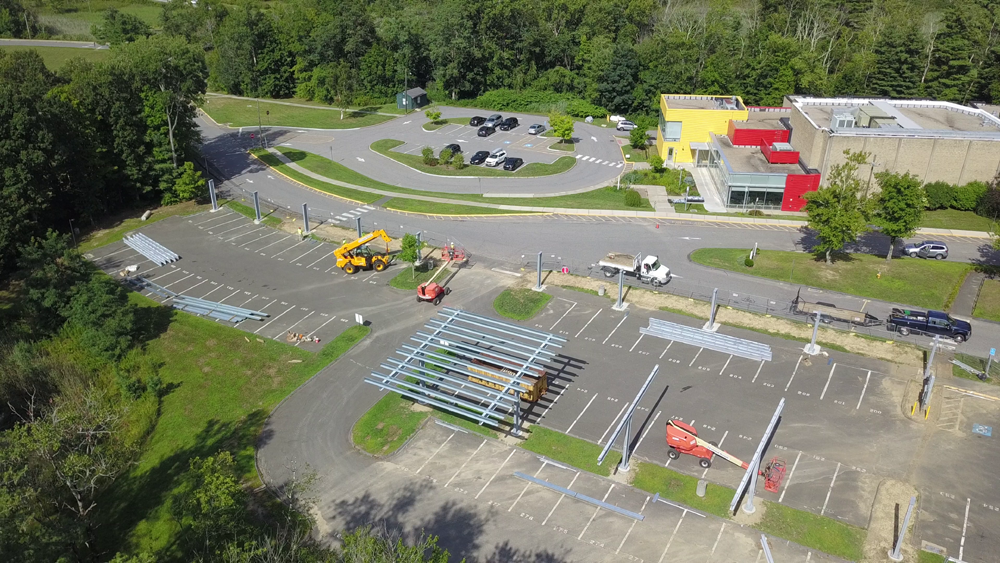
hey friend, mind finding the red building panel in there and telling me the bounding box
[782,174,821,211]
[727,120,790,147]
[760,141,800,164]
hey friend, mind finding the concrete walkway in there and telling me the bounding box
[686,164,728,212]
[950,271,987,316]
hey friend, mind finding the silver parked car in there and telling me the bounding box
[528,123,546,135]
[903,240,949,259]
[483,114,503,128]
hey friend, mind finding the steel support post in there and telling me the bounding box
[760,534,774,563]
[921,337,939,410]
[924,336,939,379]
[355,217,362,238]
[613,270,625,310]
[986,351,994,379]
[208,179,219,212]
[301,203,310,235]
[534,252,543,291]
[252,191,262,224]
[888,496,916,561]
[731,398,784,515]
[743,456,762,514]
[513,400,521,437]
[598,365,658,470]
[618,416,633,471]
[415,232,422,265]
[803,311,822,355]
[703,288,720,332]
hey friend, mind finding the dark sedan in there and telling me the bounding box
[443,143,462,155]
[477,126,496,137]
[498,117,519,131]
[502,157,524,171]
[469,150,490,165]
[469,116,486,126]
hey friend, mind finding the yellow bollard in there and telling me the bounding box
[925,406,930,420]
[911,401,917,415]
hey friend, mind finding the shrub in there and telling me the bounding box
[439,148,453,165]
[452,153,465,170]
[629,127,647,151]
[424,109,442,122]
[648,154,665,173]
[624,189,642,207]
[747,209,764,216]
[923,181,953,210]
[978,186,1000,219]
[565,99,607,118]
[421,147,435,165]
[953,181,988,211]
[745,257,754,267]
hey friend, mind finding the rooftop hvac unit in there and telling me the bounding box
[833,112,856,129]
[718,97,739,110]
[771,142,794,152]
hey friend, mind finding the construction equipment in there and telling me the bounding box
[665,420,786,492]
[464,353,548,402]
[417,257,453,306]
[334,229,393,274]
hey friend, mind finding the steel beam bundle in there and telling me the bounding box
[123,233,180,266]
[641,317,772,362]
[171,296,269,323]
[366,308,566,435]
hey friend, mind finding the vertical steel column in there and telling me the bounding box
[760,535,774,563]
[924,336,939,379]
[803,311,822,355]
[731,398,784,515]
[356,217,362,238]
[618,416,633,471]
[535,252,543,290]
[922,337,939,410]
[614,270,625,310]
[301,203,310,235]
[743,456,762,514]
[252,191,262,224]
[888,496,916,561]
[208,179,219,212]
[513,400,521,436]
[704,288,720,332]
[415,232,422,264]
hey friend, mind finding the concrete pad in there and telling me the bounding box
[706,523,761,562]
[777,455,841,515]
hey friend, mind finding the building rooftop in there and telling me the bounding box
[788,96,1000,137]
[731,112,787,130]
[663,94,745,111]
[713,134,802,175]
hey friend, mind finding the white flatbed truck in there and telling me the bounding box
[598,252,671,287]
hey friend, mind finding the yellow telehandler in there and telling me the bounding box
[333,230,393,274]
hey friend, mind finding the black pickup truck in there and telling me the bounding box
[887,308,972,343]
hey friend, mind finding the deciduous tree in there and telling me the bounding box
[804,150,870,264]
[871,171,925,261]
[548,110,574,144]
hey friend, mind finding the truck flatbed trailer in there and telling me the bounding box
[791,289,881,327]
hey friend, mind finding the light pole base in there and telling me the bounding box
[742,502,756,515]
[531,285,546,292]
[253,220,261,225]
[702,322,720,333]
[803,343,821,355]
[612,302,629,312]
[887,549,903,562]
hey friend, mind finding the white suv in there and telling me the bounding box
[484,149,507,167]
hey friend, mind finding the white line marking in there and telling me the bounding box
[509,462,546,512]
[305,315,338,338]
[271,239,308,258]
[416,432,455,474]
[657,512,686,563]
[599,402,630,444]
[566,394,597,434]
[659,341,674,359]
[445,439,487,488]
[476,450,516,499]
[205,216,244,231]
[689,347,703,367]
[193,211,234,225]
[253,305,297,334]
[778,451,802,503]
[960,497,971,560]
[720,354,732,376]
[576,309,602,338]
[306,250,338,268]
[603,315,629,344]
[162,273,194,289]
[785,355,803,391]
[710,523,727,554]
[289,244,323,263]
[253,235,292,253]
[226,226,266,242]
[629,334,644,352]
[542,472,579,526]
[820,363,837,400]
[179,279,209,294]
[215,222,253,236]
[634,411,662,454]
[218,289,242,303]
[820,462,841,515]
[701,430,728,478]
[752,360,765,383]
[237,294,259,308]
[577,484,614,540]
[275,311,315,340]
[240,230,278,248]
[200,284,224,299]
[617,495,649,554]
[549,302,577,330]
[856,370,871,409]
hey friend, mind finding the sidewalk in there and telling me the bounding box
[950,271,986,316]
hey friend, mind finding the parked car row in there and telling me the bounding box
[467,114,551,138]
[466,148,523,170]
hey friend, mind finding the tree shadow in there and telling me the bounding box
[481,540,570,563]
[332,482,431,538]
[972,242,1000,269]
[132,302,174,345]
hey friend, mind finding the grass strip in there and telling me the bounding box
[757,502,866,561]
[919,208,994,232]
[423,117,471,131]
[690,248,970,310]
[549,140,575,151]
[951,352,1000,384]
[974,278,1000,322]
[225,200,282,227]
[201,96,396,129]
[352,392,429,456]
[252,150,381,204]
[519,426,617,477]
[632,462,733,518]
[384,198,531,216]
[0,45,110,69]
[918,551,947,563]
[79,200,211,252]
[494,288,552,320]
[562,285,600,296]
[372,139,577,178]
[389,264,452,290]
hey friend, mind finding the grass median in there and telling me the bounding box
[202,96,396,129]
[103,297,369,555]
[383,198,529,215]
[0,45,110,69]
[520,426,617,477]
[494,288,552,320]
[974,278,1000,322]
[423,117,471,131]
[226,199,282,227]
[690,248,970,310]
[919,209,994,232]
[252,149,382,204]
[372,139,577,178]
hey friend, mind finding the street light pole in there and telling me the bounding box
[68,219,77,247]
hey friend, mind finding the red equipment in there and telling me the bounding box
[442,242,467,263]
[416,282,451,305]
[665,420,786,492]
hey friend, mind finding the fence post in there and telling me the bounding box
[252,191,262,224]
[703,288,720,332]
[208,179,219,212]
[301,203,310,236]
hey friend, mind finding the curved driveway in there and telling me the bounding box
[261,107,626,196]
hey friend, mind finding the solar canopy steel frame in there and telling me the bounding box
[641,317,773,362]
[366,308,566,436]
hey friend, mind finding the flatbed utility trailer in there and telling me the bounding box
[791,289,881,327]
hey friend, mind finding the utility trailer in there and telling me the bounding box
[791,289,881,327]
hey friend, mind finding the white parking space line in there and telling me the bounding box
[549,300,577,330]
[659,341,674,359]
[200,283,223,299]
[856,370,871,409]
[193,211,234,226]
[162,273,194,289]
[820,363,837,400]
[179,279,209,294]
[306,250,338,268]
[566,394,598,434]
[577,484,614,540]
[148,267,182,282]
[237,294,259,307]
[602,315,629,344]
[819,462,841,515]
[476,450,516,499]
[657,512,687,563]
[599,402,630,444]
[785,355,804,391]
[720,355,733,376]
[226,226,266,242]
[272,239,308,258]
[289,244,324,264]
[633,410,662,454]
[710,523,727,555]
[415,432,455,474]
[575,309,602,338]
[778,451,802,503]
[509,462,547,512]
[444,439,487,488]
[218,289,242,303]
[689,348,703,367]
[305,315,338,339]
[241,230,279,248]
[254,305,297,334]
[616,496,650,554]
[960,497,971,560]
[98,246,136,259]
[205,216,244,232]
[542,472,579,526]
[275,311,315,340]
[752,360,765,382]
[629,334,644,352]
[253,235,292,253]
[215,222,253,236]
[536,378,569,421]
[701,430,728,478]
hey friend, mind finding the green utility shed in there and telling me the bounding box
[396,87,429,110]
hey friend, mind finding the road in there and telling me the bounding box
[0,38,108,49]
[199,118,1000,357]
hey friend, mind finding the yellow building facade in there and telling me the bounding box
[656,95,748,164]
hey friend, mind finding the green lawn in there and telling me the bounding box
[493,288,552,320]
[622,146,650,162]
[549,140,575,151]
[757,502,865,562]
[520,426,618,477]
[201,96,396,129]
[225,199,282,227]
[38,1,163,38]
[389,263,452,290]
[634,169,692,195]
[79,199,212,252]
[383,198,530,216]
[265,147,653,211]
[632,463,734,518]
[372,139,577,178]
[920,209,994,232]
[673,204,802,220]
[690,248,970,310]
[100,296,369,556]
[352,392,429,456]
[423,117,470,131]
[919,550,947,563]
[0,45,110,69]
[974,278,1000,322]
[952,352,1000,384]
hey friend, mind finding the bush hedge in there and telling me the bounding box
[624,189,642,207]
[923,179,995,215]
